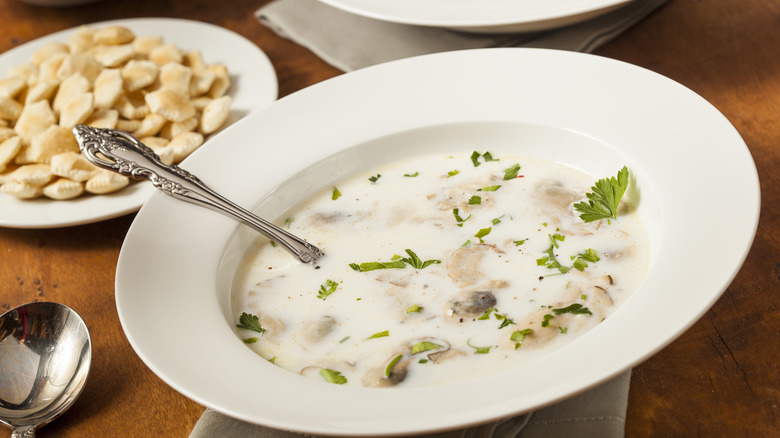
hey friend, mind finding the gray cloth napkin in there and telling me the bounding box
[191,370,631,438]
[190,1,664,436]
[255,0,669,72]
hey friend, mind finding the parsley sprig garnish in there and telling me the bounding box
[573,166,630,222]
[316,279,339,300]
[350,249,440,272]
[236,312,266,334]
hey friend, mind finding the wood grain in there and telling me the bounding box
[0,0,776,436]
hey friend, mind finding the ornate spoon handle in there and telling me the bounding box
[72,125,324,265]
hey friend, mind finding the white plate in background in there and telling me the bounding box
[319,0,634,33]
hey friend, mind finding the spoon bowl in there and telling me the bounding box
[0,302,92,438]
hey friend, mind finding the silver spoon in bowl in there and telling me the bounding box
[71,125,324,265]
[0,302,92,438]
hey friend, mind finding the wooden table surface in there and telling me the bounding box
[0,0,777,436]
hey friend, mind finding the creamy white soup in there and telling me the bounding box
[231,151,649,387]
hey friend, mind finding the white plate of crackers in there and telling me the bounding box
[0,17,278,228]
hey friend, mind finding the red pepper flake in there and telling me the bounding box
[517,175,525,178]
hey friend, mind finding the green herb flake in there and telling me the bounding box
[400,249,441,269]
[541,314,555,328]
[411,341,442,354]
[406,304,423,314]
[331,187,341,200]
[468,195,482,205]
[497,315,516,329]
[573,166,630,223]
[243,337,258,344]
[452,208,471,227]
[474,227,491,242]
[384,354,404,378]
[368,330,390,339]
[316,279,339,300]
[511,328,534,349]
[269,356,276,363]
[471,151,500,167]
[553,303,593,315]
[514,240,526,246]
[236,312,266,334]
[477,308,497,320]
[418,359,429,364]
[503,163,521,180]
[404,172,419,177]
[491,216,503,225]
[349,260,407,272]
[283,218,293,228]
[447,169,460,178]
[478,185,501,192]
[320,369,348,384]
[467,339,492,354]
[368,174,381,183]
[339,336,351,343]
[559,326,569,334]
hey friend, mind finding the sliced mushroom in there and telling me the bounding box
[301,315,336,344]
[446,290,497,318]
[446,243,503,287]
[362,354,411,387]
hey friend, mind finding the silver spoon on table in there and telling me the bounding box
[0,302,92,438]
[71,124,324,265]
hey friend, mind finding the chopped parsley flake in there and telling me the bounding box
[477,308,497,320]
[467,338,492,354]
[284,218,293,228]
[385,354,404,378]
[553,303,593,315]
[349,260,406,272]
[411,341,442,354]
[368,330,390,339]
[541,314,555,328]
[503,163,521,180]
[404,172,419,177]
[474,227,491,242]
[559,326,568,334]
[400,249,441,269]
[320,369,347,384]
[406,304,423,314]
[243,337,258,344]
[453,208,471,227]
[447,169,460,178]
[538,234,599,275]
[316,279,339,300]
[468,195,482,205]
[478,185,501,192]
[368,174,381,183]
[236,312,266,334]
[514,239,526,246]
[471,151,500,167]
[511,328,534,349]
[331,187,341,200]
